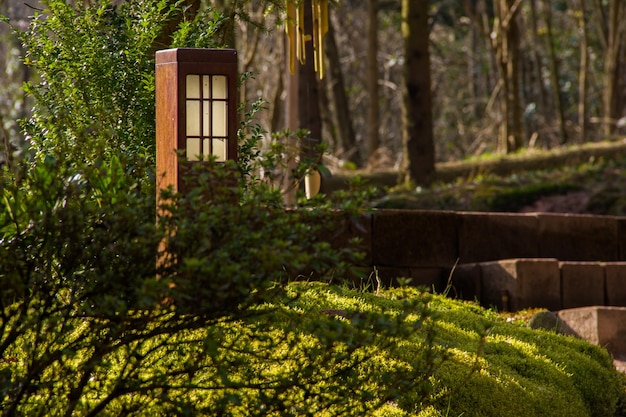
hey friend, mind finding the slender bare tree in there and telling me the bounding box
[325,16,359,165]
[601,0,626,135]
[541,0,567,144]
[577,0,590,142]
[367,0,380,165]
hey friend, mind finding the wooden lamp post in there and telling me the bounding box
[156,48,238,195]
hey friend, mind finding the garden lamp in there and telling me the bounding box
[156,48,238,194]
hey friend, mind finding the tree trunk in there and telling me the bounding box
[494,0,523,153]
[299,0,322,162]
[577,0,589,142]
[467,8,481,120]
[528,0,548,142]
[464,0,522,153]
[367,0,380,165]
[269,34,284,134]
[152,0,201,53]
[506,0,523,151]
[602,0,625,136]
[326,15,359,165]
[318,64,338,154]
[399,0,435,185]
[541,0,567,144]
[213,0,238,48]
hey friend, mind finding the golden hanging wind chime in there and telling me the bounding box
[285,0,329,79]
[283,0,329,200]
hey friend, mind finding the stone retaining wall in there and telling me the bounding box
[335,209,626,311]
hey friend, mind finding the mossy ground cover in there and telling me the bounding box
[375,154,626,214]
[333,141,626,215]
[7,282,623,416]
[279,283,625,417]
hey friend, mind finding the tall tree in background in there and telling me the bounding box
[0,0,43,165]
[153,0,201,52]
[527,0,547,143]
[217,0,236,46]
[399,0,435,185]
[298,0,322,163]
[367,0,380,165]
[600,0,626,135]
[541,0,567,144]
[464,0,523,153]
[325,16,359,165]
[494,0,522,152]
[577,0,589,142]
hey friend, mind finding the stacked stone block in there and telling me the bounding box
[336,209,626,311]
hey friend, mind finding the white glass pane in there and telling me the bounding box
[186,138,201,161]
[186,101,200,136]
[203,139,211,161]
[202,75,210,98]
[212,76,227,99]
[186,75,200,98]
[202,100,210,137]
[212,101,227,137]
[212,138,226,162]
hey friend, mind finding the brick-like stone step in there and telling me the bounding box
[557,307,626,354]
[367,210,626,268]
[337,210,626,291]
[449,259,626,312]
[555,306,626,371]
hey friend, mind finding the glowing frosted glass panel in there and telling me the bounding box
[186,75,200,98]
[202,75,210,98]
[202,101,210,136]
[186,101,200,136]
[212,76,227,99]
[212,101,227,136]
[186,138,201,161]
[212,138,226,162]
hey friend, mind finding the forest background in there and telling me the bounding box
[0,0,625,185]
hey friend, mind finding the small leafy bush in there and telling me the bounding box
[9,0,179,163]
[0,0,384,415]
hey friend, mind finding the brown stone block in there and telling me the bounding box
[337,266,375,288]
[480,259,561,312]
[448,263,481,302]
[368,266,411,289]
[557,306,626,357]
[538,213,618,261]
[320,212,373,265]
[409,267,447,293]
[603,262,626,306]
[357,266,446,293]
[560,262,605,309]
[458,212,539,264]
[618,218,626,261]
[372,209,459,268]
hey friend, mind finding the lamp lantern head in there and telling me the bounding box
[156,48,237,194]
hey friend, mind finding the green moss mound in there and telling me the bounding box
[5,283,624,416]
[279,283,624,417]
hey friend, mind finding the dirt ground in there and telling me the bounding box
[519,191,591,214]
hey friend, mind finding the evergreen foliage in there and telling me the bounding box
[9,0,176,163]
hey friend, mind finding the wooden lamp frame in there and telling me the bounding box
[156,48,238,194]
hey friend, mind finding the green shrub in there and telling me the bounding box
[0,1,378,414]
[9,0,178,163]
